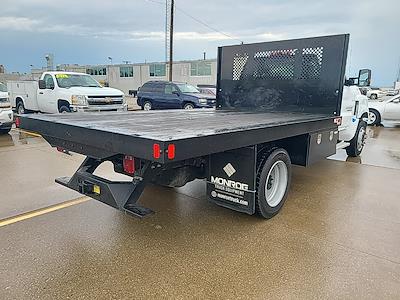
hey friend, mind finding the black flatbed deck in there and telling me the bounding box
[21,110,337,163]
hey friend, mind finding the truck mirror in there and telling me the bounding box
[358,69,371,87]
[38,80,46,89]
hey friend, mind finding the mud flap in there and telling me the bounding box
[207,146,256,215]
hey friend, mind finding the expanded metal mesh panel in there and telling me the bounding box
[232,53,249,80]
[217,34,349,115]
[300,47,324,79]
[252,49,297,80]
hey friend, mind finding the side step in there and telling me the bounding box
[55,157,156,218]
[336,141,350,150]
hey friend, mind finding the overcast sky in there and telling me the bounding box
[1,0,399,86]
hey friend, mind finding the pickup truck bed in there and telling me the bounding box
[21,110,336,162]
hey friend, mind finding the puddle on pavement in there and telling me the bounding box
[328,124,400,169]
[0,128,44,148]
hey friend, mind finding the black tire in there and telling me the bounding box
[143,101,152,111]
[183,103,195,110]
[370,94,377,100]
[346,120,367,157]
[17,101,26,114]
[368,108,381,126]
[59,105,71,113]
[255,148,292,219]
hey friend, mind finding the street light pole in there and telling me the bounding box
[168,0,174,81]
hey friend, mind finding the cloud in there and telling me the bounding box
[0,16,40,31]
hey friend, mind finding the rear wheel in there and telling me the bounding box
[346,120,367,157]
[370,94,378,100]
[183,103,194,110]
[17,101,25,114]
[143,101,152,111]
[368,109,381,125]
[255,148,292,219]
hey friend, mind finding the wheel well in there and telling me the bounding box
[369,108,380,114]
[16,97,24,106]
[361,112,368,119]
[182,101,195,107]
[58,99,70,111]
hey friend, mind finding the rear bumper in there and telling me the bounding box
[0,109,13,128]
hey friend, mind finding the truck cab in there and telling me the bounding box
[9,72,127,114]
[0,82,13,134]
[337,69,371,156]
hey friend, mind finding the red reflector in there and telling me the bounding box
[153,143,161,159]
[167,144,175,160]
[123,155,135,174]
[15,117,20,128]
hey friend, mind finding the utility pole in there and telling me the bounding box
[168,0,174,81]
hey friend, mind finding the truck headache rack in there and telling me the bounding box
[20,34,349,219]
[217,34,349,115]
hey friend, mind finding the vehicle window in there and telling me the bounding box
[0,82,7,92]
[153,83,164,93]
[44,74,55,89]
[55,74,101,88]
[165,84,178,94]
[139,83,151,92]
[176,83,200,93]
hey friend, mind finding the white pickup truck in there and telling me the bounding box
[8,71,127,114]
[0,82,13,134]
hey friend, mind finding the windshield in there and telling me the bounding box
[176,83,200,93]
[55,74,101,88]
[0,82,7,92]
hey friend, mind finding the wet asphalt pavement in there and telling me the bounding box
[0,124,399,299]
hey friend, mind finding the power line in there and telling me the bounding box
[174,6,243,43]
[144,0,242,43]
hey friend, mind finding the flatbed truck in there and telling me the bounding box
[20,34,367,219]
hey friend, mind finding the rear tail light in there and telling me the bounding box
[123,155,135,174]
[15,117,20,128]
[153,143,161,159]
[167,144,175,160]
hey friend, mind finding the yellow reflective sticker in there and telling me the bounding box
[55,74,70,79]
[93,185,101,194]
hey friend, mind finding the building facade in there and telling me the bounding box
[50,59,217,95]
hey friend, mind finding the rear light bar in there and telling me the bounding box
[152,143,176,160]
[15,117,20,128]
[123,155,135,174]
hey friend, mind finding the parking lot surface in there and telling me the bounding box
[1,126,399,299]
